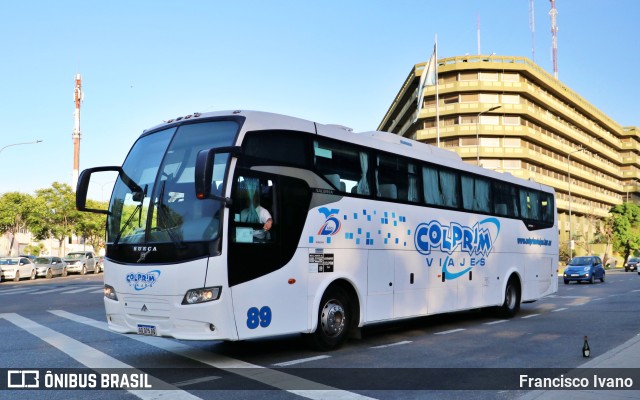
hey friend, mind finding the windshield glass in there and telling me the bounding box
[35,257,52,264]
[107,120,238,245]
[65,253,85,259]
[569,257,592,266]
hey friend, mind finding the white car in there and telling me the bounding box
[0,257,36,282]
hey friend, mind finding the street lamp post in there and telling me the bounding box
[0,140,43,155]
[568,146,587,260]
[476,105,501,166]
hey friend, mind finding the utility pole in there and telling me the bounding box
[549,0,558,79]
[72,74,83,191]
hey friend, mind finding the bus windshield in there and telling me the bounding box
[107,120,239,246]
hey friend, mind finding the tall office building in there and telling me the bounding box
[378,55,639,255]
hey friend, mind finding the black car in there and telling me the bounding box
[625,257,640,272]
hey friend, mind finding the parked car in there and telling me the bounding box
[34,256,67,278]
[563,256,605,284]
[0,257,36,282]
[63,251,98,275]
[624,257,640,272]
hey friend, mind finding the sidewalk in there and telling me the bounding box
[518,333,640,399]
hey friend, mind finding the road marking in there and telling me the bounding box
[632,289,640,293]
[272,355,332,367]
[50,310,378,400]
[521,314,540,319]
[370,340,412,349]
[0,313,201,400]
[0,288,40,295]
[434,328,465,335]
[173,376,221,387]
[62,285,103,294]
[552,308,568,312]
[91,289,105,294]
[31,287,73,294]
[484,320,508,325]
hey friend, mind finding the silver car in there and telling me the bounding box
[34,256,67,279]
[0,257,36,282]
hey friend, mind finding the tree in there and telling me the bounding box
[607,203,640,263]
[75,199,108,252]
[29,182,80,256]
[0,192,34,255]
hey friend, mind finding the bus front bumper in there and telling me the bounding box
[104,294,237,341]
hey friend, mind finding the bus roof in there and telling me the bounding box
[146,110,553,193]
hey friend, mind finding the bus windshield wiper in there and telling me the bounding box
[156,181,187,249]
[113,184,147,246]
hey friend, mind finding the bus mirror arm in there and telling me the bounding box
[195,146,241,206]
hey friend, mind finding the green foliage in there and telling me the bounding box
[22,243,44,256]
[607,203,640,263]
[0,192,35,254]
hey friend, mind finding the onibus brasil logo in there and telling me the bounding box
[414,217,500,280]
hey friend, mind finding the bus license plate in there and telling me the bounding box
[137,324,157,336]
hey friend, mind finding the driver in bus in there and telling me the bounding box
[240,189,273,237]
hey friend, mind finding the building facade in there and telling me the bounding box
[378,55,639,258]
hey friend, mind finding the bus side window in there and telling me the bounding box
[314,139,370,195]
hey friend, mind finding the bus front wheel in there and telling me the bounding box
[307,286,351,351]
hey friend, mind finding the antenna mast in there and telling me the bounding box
[72,74,83,191]
[529,0,535,62]
[477,14,481,55]
[549,0,558,78]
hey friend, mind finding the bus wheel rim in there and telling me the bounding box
[320,300,345,338]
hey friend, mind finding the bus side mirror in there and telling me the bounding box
[76,166,144,214]
[194,146,241,205]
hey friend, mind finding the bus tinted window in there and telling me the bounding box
[376,154,421,202]
[422,165,459,208]
[314,139,370,195]
[243,130,308,167]
[461,174,491,213]
[493,181,519,217]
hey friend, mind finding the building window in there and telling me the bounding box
[460,93,479,102]
[479,93,499,103]
[479,72,499,81]
[459,72,478,81]
[442,94,459,104]
[482,159,501,169]
[480,138,500,147]
[460,137,478,147]
[502,72,519,82]
[479,115,499,125]
[459,115,477,125]
[503,116,521,125]
[502,94,520,104]
[502,159,522,169]
[503,138,521,147]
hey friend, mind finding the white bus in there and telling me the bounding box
[76,110,558,350]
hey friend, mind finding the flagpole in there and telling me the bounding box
[435,34,440,148]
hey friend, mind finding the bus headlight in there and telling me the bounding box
[104,284,118,301]
[182,286,222,305]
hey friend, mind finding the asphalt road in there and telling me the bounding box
[0,269,639,400]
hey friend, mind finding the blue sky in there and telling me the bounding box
[1,0,638,199]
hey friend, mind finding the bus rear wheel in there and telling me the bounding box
[497,277,521,318]
[307,286,352,351]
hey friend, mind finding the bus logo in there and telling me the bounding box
[414,218,501,280]
[126,270,161,291]
[317,207,341,236]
